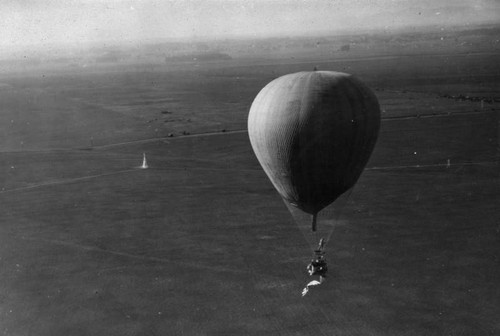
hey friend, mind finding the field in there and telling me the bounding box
[0,30,499,335]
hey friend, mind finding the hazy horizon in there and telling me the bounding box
[2,0,499,51]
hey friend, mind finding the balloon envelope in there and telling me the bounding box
[248,71,380,216]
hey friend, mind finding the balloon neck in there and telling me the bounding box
[311,213,318,232]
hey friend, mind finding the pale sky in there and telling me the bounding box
[1,0,499,48]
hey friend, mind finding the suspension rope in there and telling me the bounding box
[324,187,355,249]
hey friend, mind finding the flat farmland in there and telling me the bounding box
[0,48,498,335]
[1,50,498,151]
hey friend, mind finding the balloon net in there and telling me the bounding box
[284,188,354,254]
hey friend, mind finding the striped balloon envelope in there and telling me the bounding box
[248,71,380,231]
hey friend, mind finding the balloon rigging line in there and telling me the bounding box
[325,187,355,247]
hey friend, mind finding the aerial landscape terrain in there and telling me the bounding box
[0,5,499,335]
